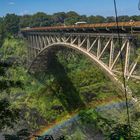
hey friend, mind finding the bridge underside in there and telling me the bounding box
[25,32,140,81]
[20,26,140,97]
[27,43,130,95]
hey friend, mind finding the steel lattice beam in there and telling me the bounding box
[22,32,139,82]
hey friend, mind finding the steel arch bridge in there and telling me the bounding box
[21,21,140,94]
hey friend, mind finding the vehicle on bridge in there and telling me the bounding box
[25,27,31,29]
[75,21,87,25]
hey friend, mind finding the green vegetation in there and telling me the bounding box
[0,11,140,139]
[127,47,140,98]
[0,12,140,36]
[0,11,140,47]
[78,108,140,140]
[0,37,140,140]
[19,12,140,27]
[0,37,119,135]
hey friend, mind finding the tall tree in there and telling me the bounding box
[52,12,67,25]
[88,15,105,23]
[19,15,32,28]
[66,11,79,18]
[79,15,87,22]
[4,14,20,35]
[0,18,5,47]
[30,12,52,27]
[65,11,80,25]
[0,98,19,130]
[88,16,96,24]
[94,15,105,23]
[118,15,130,22]
[130,15,140,21]
[106,16,115,23]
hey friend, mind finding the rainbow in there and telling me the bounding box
[31,96,132,140]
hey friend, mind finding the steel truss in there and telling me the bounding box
[25,32,139,82]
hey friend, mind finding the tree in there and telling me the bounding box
[65,11,80,25]
[19,15,32,28]
[30,12,52,27]
[0,38,25,131]
[106,16,115,23]
[109,124,130,140]
[0,98,19,130]
[52,12,67,25]
[4,14,20,35]
[0,18,5,47]
[88,16,96,24]
[118,16,130,22]
[79,15,87,22]
[94,15,105,23]
[88,15,105,24]
[66,11,79,18]
[0,60,20,131]
[130,15,140,21]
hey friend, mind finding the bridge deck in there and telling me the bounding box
[21,21,140,33]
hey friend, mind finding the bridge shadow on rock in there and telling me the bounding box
[46,52,85,112]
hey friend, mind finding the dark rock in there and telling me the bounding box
[51,105,64,114]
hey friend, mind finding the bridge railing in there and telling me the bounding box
[21,21,140,32]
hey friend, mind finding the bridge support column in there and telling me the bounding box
[109,38,114,68]
[124,40,130,78]
[87,36,90,51]
[97,37,101,58]
[78,36,81,47]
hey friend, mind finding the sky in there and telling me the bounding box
[0,0,140,17]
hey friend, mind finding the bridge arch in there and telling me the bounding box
[28,42,131,96]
